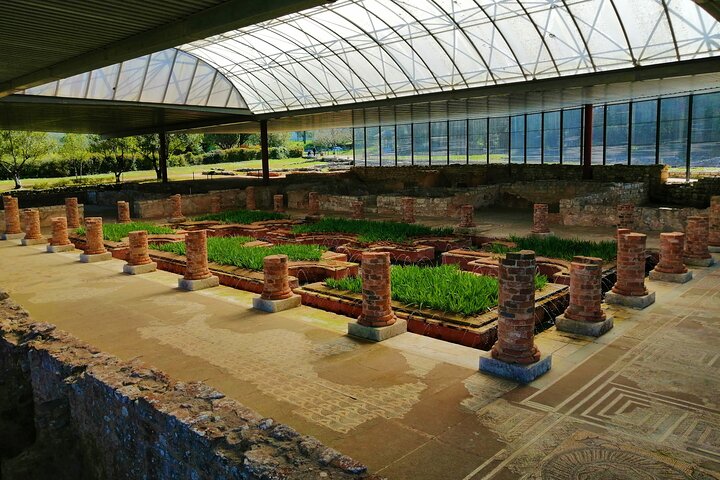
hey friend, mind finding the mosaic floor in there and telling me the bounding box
[0,239,717,479]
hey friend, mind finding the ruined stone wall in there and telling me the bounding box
[652,177,720,208]
[0,203,84,228]
[0,291,374,480]
[134,189,247,219]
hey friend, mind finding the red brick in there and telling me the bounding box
[684,216,711,260]
[261,254,294,300]
[117,201,131,223]
[50,217,71,246]
[127,231,152,266]
[611,232,648,297]
[183,230,212,280]
[358,252,396,327]
[22,209,43,240]
[84,217,108,255]
[617,204,635,230]
[654,232,687,274]
[246,186,256,210]
[65,197,80,229]
[458,204,475,228]
[563,256,606,323]
[401,197,415,224]
[273,194,285,213]
[531,204,550,234]
[2,196,22,235]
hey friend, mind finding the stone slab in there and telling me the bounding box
[46,244,75,253]
[252,294,302,313]
[479,353,552,384]
[683,256,714,267]
[169,217,187,224]
[649,269,693,284]
[555,314,614,337]
[1,233,25,240]
[347,319,407,342]
[123,262,158,275]
[605,290,656,309]
[178,275,220,291]
[21,237,47,246]
[80,252,113,263]
[709,245,720,253]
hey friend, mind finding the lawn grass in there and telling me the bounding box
[75,222,175,242]
[291,217,455,243]
[150,236,326,271]
[489,235,617,262]
[325,264,548,316]
[194,209,289,224]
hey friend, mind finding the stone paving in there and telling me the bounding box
[0,236,718,479]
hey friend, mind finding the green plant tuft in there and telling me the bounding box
[292,217,454,243]
[489,235,616,262]
[194,209,289,224]
[74,222,174,242]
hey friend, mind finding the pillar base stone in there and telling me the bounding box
[605,290,655,309]
[253,294,302,313]
[46,244,75,253]
[2,233,25,240]
[708,245,720,253]
[649,269,693,283]
[479,353,552,384]
[21,238,47,246]
[178,276,219,291]
[169,217,186,224]
[530,231,554,238]
[123,262,157,275]
[683,256,714,267]
[80,252,112,263]
[347,319,407,342]
[555,314,614,337]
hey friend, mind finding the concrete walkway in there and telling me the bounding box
[0,240,718,479]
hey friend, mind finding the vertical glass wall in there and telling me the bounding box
[468,119,487,163]
[365,127,380,166]
[562,109,582,164]
[449,120,467,163]
[630,100,657,165]
[380,126,396,166]
[591,106,604,164]
[526,114,542,164]
[430,121,448,165]
[659,96,689,168]
[489,117,509,163]
[413,123,430,166]
[605,103,629,164]
[510,116,525,163]
[396,124,412,165]
[543,111,561,164]
[690,93,720,170]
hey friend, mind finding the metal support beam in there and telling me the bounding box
[582,104,593,179]
[159,131,169,183]
[260,119,270,184]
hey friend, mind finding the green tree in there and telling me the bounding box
[244,132,290,148]
[89,135,137,183]
[59,133,90,178]
[0,131,54,189]
[138,134,162,180]
[168,133,203,155]
[202,134,243,151]
[311,128,352,150]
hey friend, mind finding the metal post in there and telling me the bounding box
[158,131,168,183]
[627,101,633,165]
[582,104,593,179]
[655,98,662,165]
[686,94,694,181]
[260,120,270,184]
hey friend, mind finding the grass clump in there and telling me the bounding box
[325,264,548,316]
[194,209,289,224]
[291,217,454,243]
[75,222,174,242]
[489,235,616,262]
[150,236,326,271]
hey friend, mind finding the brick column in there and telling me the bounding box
[555,255,613,336]
[358,252,396,327]
[530,204,550,234]
[491,251,541,364]
[401,197,415,224]
[458,204,475,228]
[168,194,184,221]
[273,194,285,213]
[184,230,212,280]
[127,231,152,266]
[709,196,720,250]
[210,195,221,214]
[351,200,364,220]
[84,217,107,255]
[649,232,692,283]
[607,232,655,307]
[308,192,320,216]
[616,228,631,242]
[65,197,80,229]
[684,216,713,266]
[2,195,22,235]
[246,186,256,210]
[50,217,71,246]
[117,201,131,223]
[22,209,43,240]
[617,204,635,230]
[261,255,294,300]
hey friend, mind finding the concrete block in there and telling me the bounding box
[347,319,407,342]
[80,252,113,263]
[123,262,158,275]
[46,244,75,253]
[479,353,552,384]
[178,275,219,291]
[709,245,720,253]
[1,233,25,240]
[683,256,714,267]
[21,237,47,246]
[252,294,302,313]
[649,269,693,284]
[605,290,655,309]
[169,217,186,224]
[555,314,614,337]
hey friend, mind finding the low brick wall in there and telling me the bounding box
[0,203,84,228]
[134,189,246,219]
[0,290,375,480]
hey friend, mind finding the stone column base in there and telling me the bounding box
[649,269,693,283]
[178,275,219,291]
[80,252,113,263]
[46,244,75,253]
[709,245,720,253]
[555,314,614,337]
[348,318,407,342]
[169,217,186,224]
[123,262,158,275]
[21,237,48,246]
[530,231,554,238]
[605,290,655,309]
[252,294,302,313]
[479,353,552,384]
[683,256,714,267]
[1,233,25,240]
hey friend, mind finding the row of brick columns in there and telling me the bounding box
[183,230,213,281]
[2,195,22,236]
[117,201,131,223]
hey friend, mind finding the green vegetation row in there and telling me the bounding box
[194,209,289,224]
[326,264,548,316]
[490,235,617,262]
[291,217,454,243]
[150,236,326,271]
[75,222,174,242]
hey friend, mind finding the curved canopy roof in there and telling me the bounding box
[181,0,720,114]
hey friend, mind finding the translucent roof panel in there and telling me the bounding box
[180,0,720,114]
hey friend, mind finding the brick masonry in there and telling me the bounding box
[531,204,550,234]
[84,217,108,255]
[65,197,80,229]
[261,254,294,301]
[23,209,43,240]
[169,194,183,220]
[401,197,415,224]
[684,216,711,260]
[273,194,285,213]
[654,232,688,274]
[491,251,541,365]
[308,191,320,216]
[184,230,213,281]
[117,201,131,223]
[351,200,365,220]
[563,256,605,323]
[2,195,22,235]
[246,186,256,210]
[612,232,648,297]
[1,202,84,230]
[210,195,221,214]
[710,196,720,248]
[50,217,71,246]
[459,204,475,227]
[358,252,396,328]
[127,231,153,266]
[617,204,635,229]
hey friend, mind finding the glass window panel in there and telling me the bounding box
[114,56,149,101]
[353,128,366,166]
[381,126,396,166]
[489,117,509,163]
[140,49,175,104]
[56,72,90,98]
[591,106,605,164]
[605,103,630,165]
[430,122,448,165]
[366,127,380,166]
[562,109,582,165]
[413,123,430,166]
[526,114,542,164]
[510,115,525,163]
[468,119,488,163]
[397,125,413,165]
[659,96,689,169]
[690,92,720,171]
[630,100,658,165]
[543,111,561,164]
[449,120,467,164]
[164,52,197,105]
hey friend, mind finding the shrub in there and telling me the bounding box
[75,222,174,242]
[194,209,289,224]
[291,217,454,243]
